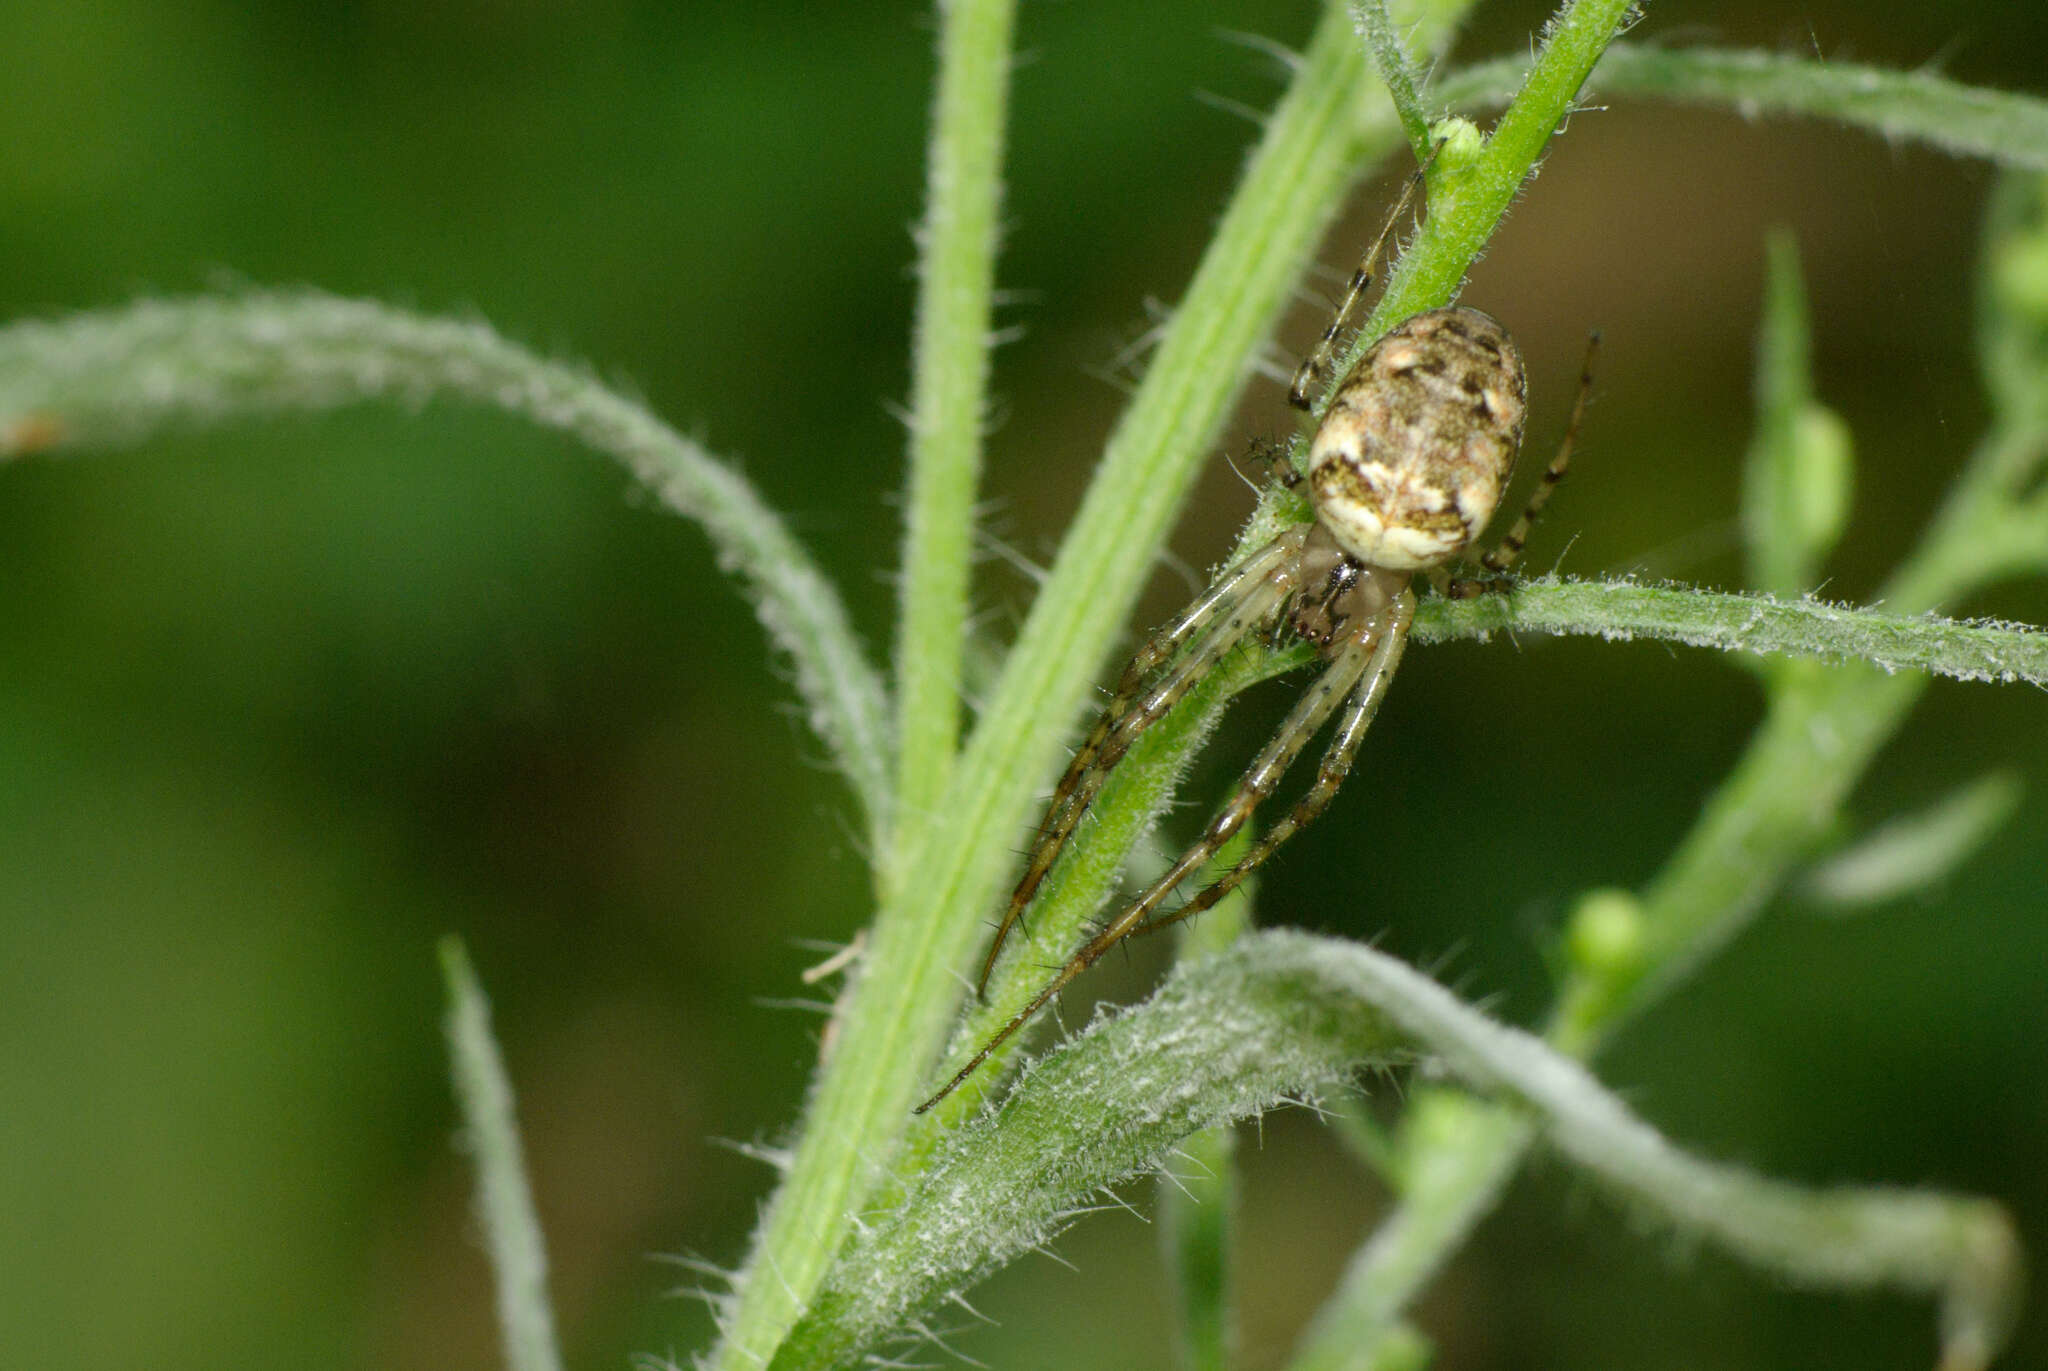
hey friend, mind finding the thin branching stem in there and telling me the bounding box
[882,558,2048,1146]
[905,642,1306,1134]
[0,292,896,846]
[1353,0,1435,161]
[951,0,1613,1122]
[893,0,1637,1132]
[1435,43,2048,171]
[1290,1097,1530,1371]
[1340,0,1640,367]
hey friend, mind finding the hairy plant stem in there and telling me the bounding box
[888,0,1019,898]
[1433,43,2048,172]
[777,933,2018,1371]
[0,293,897,842]
[757,0,1634,1362]
[6,2,2045,1366]
[439,939,566,1371]
[1355,0,1436,162]
[1417,578,2048,685]
[1338,0,1641,372]
[930,0,1631,1135]
[1159,833,1258,1371]
[716,5,1422,1363]
[1294,174,2048,1371]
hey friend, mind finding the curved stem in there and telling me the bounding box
[780,932,2018,1371]
[0,292,896,844]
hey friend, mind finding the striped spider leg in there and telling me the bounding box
[959,160,1443,1001]
[918,239,1595,1118]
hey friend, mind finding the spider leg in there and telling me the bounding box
[1138,591,1413,935]
[1446,330,1600,599]
[1288,143,1443,412]
[975,529,1304,996]
[919,597,1406,1115]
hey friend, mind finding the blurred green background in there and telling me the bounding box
[2,2,2045,1369]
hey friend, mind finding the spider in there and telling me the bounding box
[916,167,1597,1114]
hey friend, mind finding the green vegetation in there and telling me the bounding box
[2,3,2044,1369]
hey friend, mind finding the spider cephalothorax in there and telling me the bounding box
[918,179,1594,1114]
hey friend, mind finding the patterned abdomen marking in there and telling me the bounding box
[1307,307,1528,571]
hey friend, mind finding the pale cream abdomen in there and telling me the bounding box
[1306,306,1528,571]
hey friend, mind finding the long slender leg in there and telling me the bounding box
[1008,536,1298,889]
[1446,331,1600,599]
[922,627,1376,1112]
[975,531,1304,995]
[1139,591,1413,935]
[1106,632,1374,930]
[1288,146,1441,412]
[1035,532,1304,843]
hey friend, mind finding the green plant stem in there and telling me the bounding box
[943,0,1606,1125]
[1345,0,1639,367]
[1354,0,1434,162]
[906,642,1306,1134]
[890,0,1018,894]
[1413,576,2048,685]
[1303,601,1996,1368]
[1742,231,1842,595]
[890,0,1639,1135]
[753,1,1638,1360]
[1574,340,2048,1042]
[1291,1096,1529,1371]
[0,292,896,848]
[890,564,2048,1138]
[1162,1075,1240,1371]
[439,938,565,1371]
[713,5,1449,1363]
[774,933,1412,1371]
[778,932,2018,1371]
[1303,173,2048,1367]
[1569,662,1921,1043]
[1160,835,1257,1371]
[1434,43,2048,171]
[890,0,1670,1147]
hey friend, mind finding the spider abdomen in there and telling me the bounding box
[1306,306,1528,571]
